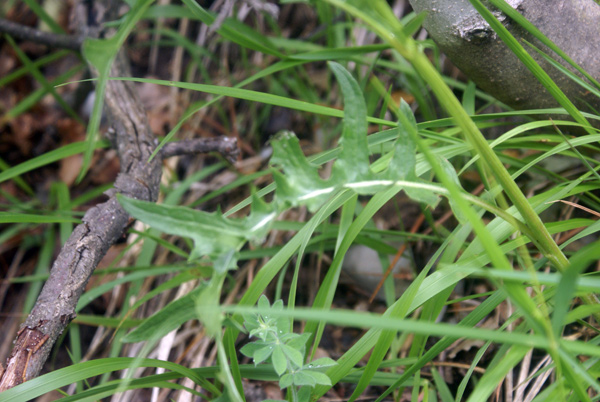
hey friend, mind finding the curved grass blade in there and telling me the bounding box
[0,140,109,185]
[0,358,208,402]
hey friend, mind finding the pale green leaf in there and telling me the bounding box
[253,345,274,365]
[258,294,271,310]
[270,131,333,211]
[272,346,287,376]
[240,342,263,359]
[117,194,275,271]
[270,64,435,212]
[195,275,226,337]
[329,61,372,183]
[386,100,438,206]
[302,370,332,387]
[279,373,293,389]
[306,357,337,369]
[438,156,468,223]
[282,344,304,369]
[292,371,317,387]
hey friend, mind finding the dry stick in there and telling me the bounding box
[368,213,425,304]
[368,183,488,303]
[0,18,84,51]
[161,137,239,163]
[0,15,238,391]
[547,199,600,219]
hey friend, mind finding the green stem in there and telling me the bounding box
[326,0,600,359]
[404,36,600,316]
[291,386,299,402]
[413,54,568,268]
[217,338,244,402]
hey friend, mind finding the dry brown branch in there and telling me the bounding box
[161,137,239,163]
[0,17,84,50]
[0,3,237,391]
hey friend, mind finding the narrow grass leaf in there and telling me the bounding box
[0,157,33,196]
[180,0,285,58]
[122,285,204,343]
[227,190,356,341]
[148,59,307,161]
[111,76,394,127]
[431,368,454,402]
[22,0,64,33]
[0,358,207,402]
[0,213,79,224]
[466,344,531,402]
[0,51,69,88]
[305,187,400,355]
[371,292,506,402]
[76,266,185,312]
[5,35,82,124]
[219,305,600,354]
[128,269,205,313]
[524,40,600,99]
[287,44,389,61]
[348,243,434,401]
[4,64,84,121]
[553,240,600,336]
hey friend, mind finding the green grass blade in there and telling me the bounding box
[112,76,394,127]
[3,64,84,121]
[22,0,64,33]
[466,345,532,402]
[0,50,70,87]
[0,213,79,224]
[0,358,208,402]
[0,140,109,185]
[4,35,82,124]
[180,0,285,58]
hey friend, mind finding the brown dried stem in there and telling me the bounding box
[0,17,84,51]
[0,5,237,391]
[160,137,239,163]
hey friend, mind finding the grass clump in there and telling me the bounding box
[1,1,600,401]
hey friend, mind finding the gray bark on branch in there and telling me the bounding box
[0,17,84,50]
[408,0,600,118]
[161,137,239,163]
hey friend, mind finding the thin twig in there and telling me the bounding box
[161,137,239,163]
[546,199,600,219]
[0,18,84,51]
[369,213,425,304]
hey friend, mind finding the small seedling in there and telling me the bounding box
[241,295,337,402]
